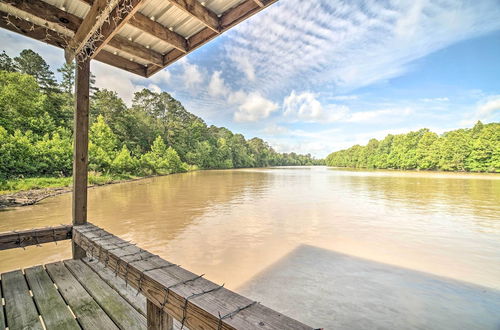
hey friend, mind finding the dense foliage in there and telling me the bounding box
[0,50,320,181]
[326,123,499,172]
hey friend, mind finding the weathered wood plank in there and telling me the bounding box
[148,300,173,330]
[24,266,80,330]
[0,225,72,251]
[167,0,219,32]
[64,259,146,329]
[5,0,163,67]
[79,0,147,61]
[128,13,188,52]
[73,223,312,330]
[72,57,90,260]
[45,261,119,330]
[94,50,148,76]
[83,257,147,316]
[1,270,44,330]
[65,0,108,61]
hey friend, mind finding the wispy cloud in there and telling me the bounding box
[224,0,500,93]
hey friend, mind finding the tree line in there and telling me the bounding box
[326,123,499,172]
[0,49,321,180]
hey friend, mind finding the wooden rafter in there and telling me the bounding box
[66,0,147,62]
[253,0,265,7]
[128,13,187,52]
[0,10,147,76]
[167,0,220,32]
[78,0,187,52]
[65,0,109,61]
[146,0,278,77]
[3,0,163,67]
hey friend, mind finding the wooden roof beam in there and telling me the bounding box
[0,11,147,76]
[128,13,187,52]
[77,0,187,52]
[167,0,220,32]
[3,0,163,67]
[146,0,278,77]
[253,0,265,7]
[66,0,147,62]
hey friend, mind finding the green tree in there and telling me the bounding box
[14,50,59,93]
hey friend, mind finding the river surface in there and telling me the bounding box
[1,167,499,329]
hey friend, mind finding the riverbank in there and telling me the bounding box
[0,174,143,208]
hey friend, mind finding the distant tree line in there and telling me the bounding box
[0,49,322,180]
[326,123,499,172]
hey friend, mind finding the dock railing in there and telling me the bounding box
[0,223,314,330]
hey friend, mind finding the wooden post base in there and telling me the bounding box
[147,300,173,330]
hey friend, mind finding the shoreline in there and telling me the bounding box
[0,174,163,209]
[1,166,497,209]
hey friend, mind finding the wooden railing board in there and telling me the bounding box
[0,225,72,251]
[73,223,313,330]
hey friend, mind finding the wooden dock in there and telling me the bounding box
[0,223,314,329]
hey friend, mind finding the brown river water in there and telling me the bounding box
[1,167,499,329]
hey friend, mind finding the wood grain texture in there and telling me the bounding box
[1,270,44,330]
[83,257,147,316]
[0,225,72,251]
[148,299,173,330]
[45,262,119,330]
[73,223,313,330]
[86,0,147,60]
[64,259,146,329]
[66,0,108,60]
[167,0,219,32]
[128,13,187,52]
[24,266,80,330]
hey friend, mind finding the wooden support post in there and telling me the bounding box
[72,59,90,259]
[147,300,173,330]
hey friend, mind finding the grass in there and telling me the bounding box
[0,172,141,195]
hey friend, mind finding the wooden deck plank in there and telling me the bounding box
[45,262,119,330]
[1,270,43,330]
[83,258,147,316]
[24,265,80,330]
[64,259,146,330]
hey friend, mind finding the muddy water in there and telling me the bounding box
[1,167,499,329]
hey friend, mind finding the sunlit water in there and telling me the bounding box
[1,167,499,329]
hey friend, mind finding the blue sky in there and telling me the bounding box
[1,0,500,157]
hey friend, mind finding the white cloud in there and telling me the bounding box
[230,56,255,81]
[149,69,171,85]
[234,92,278,122]
[477,97,500,117]
[459,95,500,125]
[181,60,203,89]
[208,71,229,97]
[283,90,349,123]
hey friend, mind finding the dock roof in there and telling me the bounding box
[0,0,276,76]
